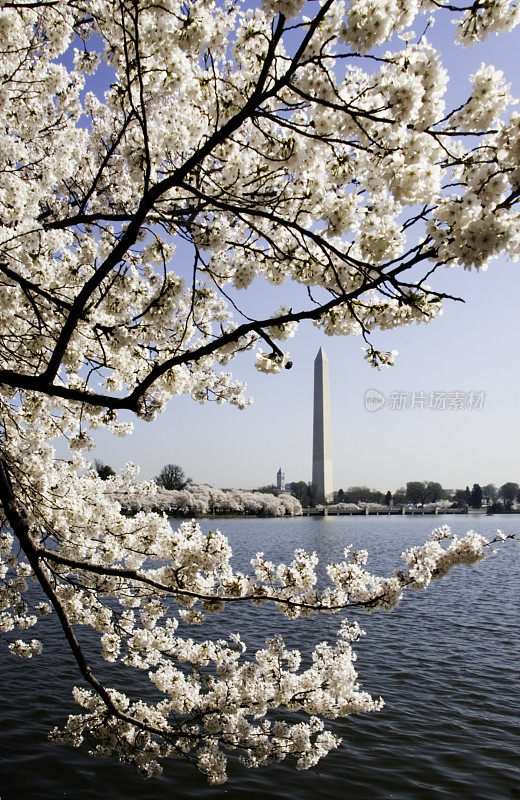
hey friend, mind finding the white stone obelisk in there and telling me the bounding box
[312,348,333,502]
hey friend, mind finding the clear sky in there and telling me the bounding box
[88,11,520,493]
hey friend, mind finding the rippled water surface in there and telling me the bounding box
[1,515,519,799]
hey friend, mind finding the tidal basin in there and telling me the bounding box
[1,514,519,800]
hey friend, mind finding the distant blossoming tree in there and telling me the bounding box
[0,0,519,785]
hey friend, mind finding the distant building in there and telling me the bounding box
[276,468,286,491]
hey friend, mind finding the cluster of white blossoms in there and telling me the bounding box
[118,483,302,517]
[401,525,490,588]
[255,348,292,373]
[453,0,520,45]
[1,0,520,785]
[8,639,43,658]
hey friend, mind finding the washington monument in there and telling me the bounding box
[312,348,333,502]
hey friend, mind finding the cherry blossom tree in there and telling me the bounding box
[0,0,519,785]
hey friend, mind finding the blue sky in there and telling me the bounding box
[88,9,520,493]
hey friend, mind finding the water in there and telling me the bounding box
[1,515,519,799]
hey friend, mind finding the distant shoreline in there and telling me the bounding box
[166,509,514,520]
[304,507,516,517]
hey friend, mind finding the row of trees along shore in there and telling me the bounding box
[96,463,520,514]
[2,0,520,787]
[285,479,520,510]
[96,461,303,516]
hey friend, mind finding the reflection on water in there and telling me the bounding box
[1,515,519,800]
